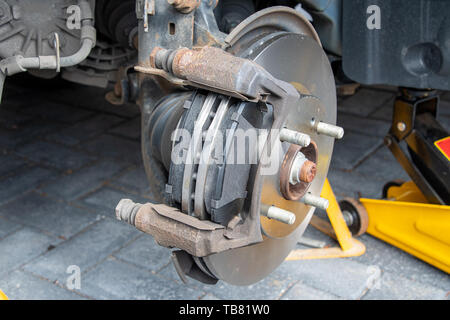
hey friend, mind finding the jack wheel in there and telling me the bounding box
[338,198,369,237]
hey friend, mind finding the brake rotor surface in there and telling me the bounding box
[200,16,337,285]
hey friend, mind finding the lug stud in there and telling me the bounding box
[261,204,296,225]
[315,122,344,139]
[301,193,329,210]
[280,128,311,147]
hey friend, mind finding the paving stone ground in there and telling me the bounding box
[0,75,448,300]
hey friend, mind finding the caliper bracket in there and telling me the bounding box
[123,45,301,257]
[116,199,259,257]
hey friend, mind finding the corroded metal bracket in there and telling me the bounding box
[139,45,298,105]
[116,199,261,257]
[128,43,303,258]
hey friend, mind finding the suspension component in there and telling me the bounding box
[168,0,202,13]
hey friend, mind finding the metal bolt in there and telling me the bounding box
[116,199,142,226]
[397,122,406,132]
[300,160,317,183]
[301,193,329,211]
[280,128,311,147]
[289,152,317,185]
[315,122,344,139]
[261,204,296,225]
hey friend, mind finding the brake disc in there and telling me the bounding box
[140,7,337,285]
[197,16,337,285]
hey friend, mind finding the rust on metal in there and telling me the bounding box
[171,46,245,91]
[116,199,262,257]
[149,47,164,69]
[145,45,287,102]
[168,0,201,14]
[280,141,318,201]
[300,160,317,183]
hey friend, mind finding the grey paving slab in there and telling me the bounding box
[0,192,98,240]
[82,100,140,119]
[23,219,139,283]
[16,141,96,171]
[110,165,153,196]
[0,108,34,129]
[0,166,57,206]
[330,131,383,171]
[438,99,450,118]
[0,216,22,239]
[337,112,390,137]
[280,281,341,300]
[369,103,394,122]
[275,259,373,300]
[20,101,93,124]
[46,114,125,146]
[114,235,171,273]
[0,120,64,149]
[441,91,450,102]
[77,257,204,300]
[440,116,450,132]
[108,117,141,140]
[156,260,184,283]
[40,160,128,201]
[52,85,140,118]
[338,88,395,117]
[0,270,84,300]
[1,82,24,101]
[354,146,409,183]
[362,271,448,300]
[298,223,336,248]
[79,186,150,218]
[327,169,385,199]
[352,234,450,291]
[0,153,27,179]
[80,134,141,164]
[0,227,56,276]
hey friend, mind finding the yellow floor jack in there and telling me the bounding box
[354,88,450,274]
[0,289,7,300]
[288,88,450,274]
[287,179,367,261]
[360,181,450,274]
[287,179,450,275]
